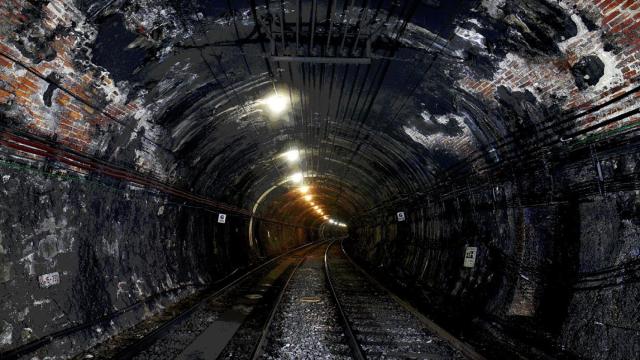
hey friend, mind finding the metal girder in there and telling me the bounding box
[270,56,371,64]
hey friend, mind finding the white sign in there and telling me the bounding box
[396,212,405,222]
[38,272,60,288]
[463,247,477,268]
[217,213,227,224]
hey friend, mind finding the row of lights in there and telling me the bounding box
[292,172,347,227]
[263,92,347,228]
[328,219,348,228]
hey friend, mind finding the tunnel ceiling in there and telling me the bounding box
[1,0,630,227]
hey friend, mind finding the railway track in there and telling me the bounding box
[74,242,322,360]
[252,242,352,359]
[323,239,486,360]
[77,238,484,360]
[251,238,484,360]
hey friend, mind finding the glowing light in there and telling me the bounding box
[289,172,304,183]
[304,195,313,201]
[282,149,300,163]
[327,218,347,227]
[298,185,310,194]
[262,94,288,114]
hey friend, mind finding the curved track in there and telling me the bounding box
[76,242,321,360]
[251,242,351,359]
[79,238,484,360]
[324,239,486,360]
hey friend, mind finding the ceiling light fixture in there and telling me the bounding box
[282,149,300,163]
[263,94,288,114]
[289,172,303,183]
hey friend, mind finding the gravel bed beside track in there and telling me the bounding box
[326,241,467,360]
[78,244,316,360]
[259,245,352,359]
[78,239,477,360]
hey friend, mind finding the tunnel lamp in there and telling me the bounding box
[298,185,310,194]
[303,194,313,201]
[282,149,300,163]
[263,94,288,114]
[289,172,304,183]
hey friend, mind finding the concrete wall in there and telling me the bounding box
[348,142,640,359]
[0,158,312,357]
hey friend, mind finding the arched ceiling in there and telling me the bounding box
[72,0,602,226]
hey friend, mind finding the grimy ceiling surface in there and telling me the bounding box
[80,0,583,226]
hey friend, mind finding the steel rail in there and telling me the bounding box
[109,241,321,360]
[323,238,367,360]
[249,242,325,359]
[2,240,320,360]
[0,283,202,360]
[338,239,487,360]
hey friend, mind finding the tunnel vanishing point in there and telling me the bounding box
[0,0,639,359]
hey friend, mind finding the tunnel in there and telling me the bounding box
[0,0,639,359]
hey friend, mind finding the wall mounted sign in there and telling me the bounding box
[38,272,60,288]
[396,212,405,222]
[217,213,227,224]
[463,247,477,268]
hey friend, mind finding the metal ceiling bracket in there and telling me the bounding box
[270,56,372,64]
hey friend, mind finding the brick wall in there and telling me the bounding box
[458,0,640,136]
[0,0,139,154]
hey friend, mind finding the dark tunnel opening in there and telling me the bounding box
[0,0,639,359]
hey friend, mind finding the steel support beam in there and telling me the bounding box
[270,56,371,64]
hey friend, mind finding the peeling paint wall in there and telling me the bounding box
[0,163,214,355]
[349,135,640,359]
[0,145,314,357]
[0,0,639,358]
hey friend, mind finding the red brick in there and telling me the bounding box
[0,88,12,103]
[67,110,82,121]
[20,77,39,91]
[0,56,12,68]
[56,93,71,106]
[610,15,633,33]
[602,0,626,13]
[602,10,621,26]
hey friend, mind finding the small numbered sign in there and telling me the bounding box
[463,247,477,268]
[38,272,60,288]
[217,213,227,224]
[396,212,405,222]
